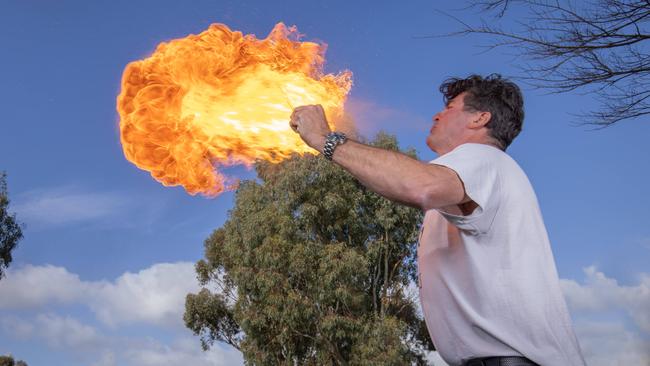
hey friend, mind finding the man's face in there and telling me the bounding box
[426,92,476,154]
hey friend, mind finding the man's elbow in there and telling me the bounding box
[416,186,441,212]
[417,183,464,212]
[418,193,439,212]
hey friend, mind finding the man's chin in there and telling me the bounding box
[426,139,448,156]
[426,136,437,151]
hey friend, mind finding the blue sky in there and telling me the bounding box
[1,0,648,365]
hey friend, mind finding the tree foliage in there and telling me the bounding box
[453,0,650,127]
[184,133,433,365]
[0,355,28,366]
[1,172,23,280]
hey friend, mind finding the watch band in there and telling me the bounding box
[323,132,347,160]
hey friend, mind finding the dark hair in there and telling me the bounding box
[439,74,524,150]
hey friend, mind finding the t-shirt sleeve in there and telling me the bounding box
[430,144,501,235]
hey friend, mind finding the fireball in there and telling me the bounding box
[117,23,352,196]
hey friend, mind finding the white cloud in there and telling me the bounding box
[560,266,650,365]
[6,262,647,365]
[1,313,104,351]
[13,187,131,227]
[1,313,243,366]
[122,336,243,366]
[573,321,650,366]
[35,313,103,349]
[561,266,650,332]
[0,315,35,339]
[0,262,200,328]
[92,262,200,328]
[0,260,236,365]
[0,264,88,308]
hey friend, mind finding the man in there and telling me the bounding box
[289,74,586,366]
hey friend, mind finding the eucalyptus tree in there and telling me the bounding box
[185,133,433,365]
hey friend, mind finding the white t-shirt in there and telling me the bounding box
[417,143,586,366]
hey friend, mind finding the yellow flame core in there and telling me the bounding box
[117,23,352,196]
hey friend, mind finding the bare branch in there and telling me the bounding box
[451,0,650,126]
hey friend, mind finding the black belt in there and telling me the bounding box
[464,356,539,366]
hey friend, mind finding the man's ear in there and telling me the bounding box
[470,111,491,129]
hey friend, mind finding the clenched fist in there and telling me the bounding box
[289,104,332,152]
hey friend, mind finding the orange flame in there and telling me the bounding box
[116,23,352,196]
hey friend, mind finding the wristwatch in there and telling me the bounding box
[323,132,347,161]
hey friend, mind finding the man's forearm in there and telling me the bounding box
[289,105,465,210]
[320,138,463,210]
